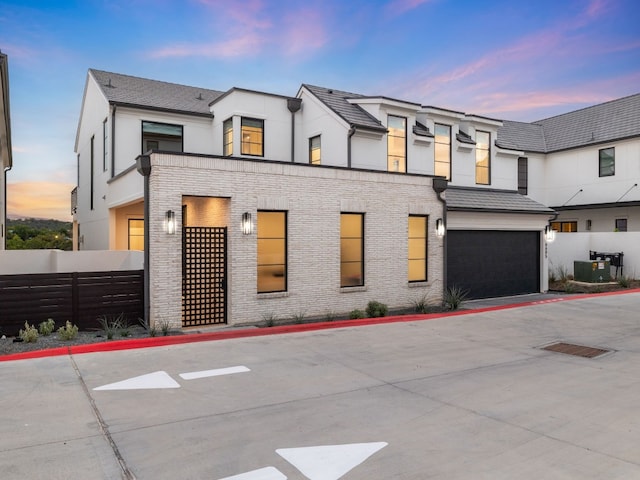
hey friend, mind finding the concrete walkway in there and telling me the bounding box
[1,290,639,479]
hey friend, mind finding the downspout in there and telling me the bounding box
[136,154,151,328]
[432,177,448,300]
[110,105,116,178]
[287,98,302,163]
[347,125,356,168]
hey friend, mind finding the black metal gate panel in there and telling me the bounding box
[182,227,227,326]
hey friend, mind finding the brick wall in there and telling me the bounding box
[148,154,444,328]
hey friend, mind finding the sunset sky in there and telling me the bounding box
[2,0,639,221]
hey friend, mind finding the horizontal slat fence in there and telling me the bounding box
[0,270,143,336]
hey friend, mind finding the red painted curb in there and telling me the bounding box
[2,288,639,363]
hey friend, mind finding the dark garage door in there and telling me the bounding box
[447,230,540,299]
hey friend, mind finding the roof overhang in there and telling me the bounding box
[446,186,556,215]
[552,200,640,211]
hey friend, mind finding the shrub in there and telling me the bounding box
[366,301,388,318]
[291,310,306,324]
[19,322,39,343]
[349,309,365,319]
[324,310,336,322]
[57,321,79,341]
[412,293,435,314]
[98,313,123,340]
[444,286,468,311]
[261,312,277,327]
[618,276,631,288]
[39,318,56,336]
[118,318,131,337]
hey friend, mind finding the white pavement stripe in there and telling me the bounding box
[179,365,250,380]
[218,466,287,480]
[93,371,180,391]
[276,442,388,480]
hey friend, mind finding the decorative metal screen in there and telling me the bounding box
[182,227,227,326]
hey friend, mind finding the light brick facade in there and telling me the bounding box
[148,153,444,328]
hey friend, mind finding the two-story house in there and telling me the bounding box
[1,51,12,250]
[74,69,555,330]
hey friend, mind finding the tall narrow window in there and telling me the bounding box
[475,130,490,185]
[309,135,321,164]
[387,115,406,172]
[599,147,615,177]
[223,118,233,156]
[241,117,264,156]
[141,121,183,153]
[408,215,427,282]
[90,135,94,210]
[518,157,528,195]
[340,213,364,287]
[257,211,287,293]
[102,118,108,171]
[128,219,144,250]
[434,123,451,180]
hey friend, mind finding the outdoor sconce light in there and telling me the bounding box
[165,210,176,235]
[435,218,445,237]
[241,212,253,235]
[544,225,556,243]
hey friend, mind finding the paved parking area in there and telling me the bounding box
[1,291,640,479]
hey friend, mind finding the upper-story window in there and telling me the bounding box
[551,221,577,232]
[387,115,406,172]
[223,118,233,156]
[615,218,627,232]
[518,157,528,195]
[309,135,321,164]
[241,117,264,156]
[434,123,451,180]
[475,131,490,185]
[142,121,183,153]
[599,147,615,177]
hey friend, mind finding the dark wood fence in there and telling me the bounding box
[0,270,143,336]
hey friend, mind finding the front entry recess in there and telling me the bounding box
[182,226,227,326]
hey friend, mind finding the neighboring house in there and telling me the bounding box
[74,70,558,329]
[0,51,12,250]
[498,94,640,277]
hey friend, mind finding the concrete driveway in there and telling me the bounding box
[1,291,640,479]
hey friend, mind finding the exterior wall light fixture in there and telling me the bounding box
[435,218,445,237]
[165,210,176,235]
[544,225,556,243]
[241,212,253,235]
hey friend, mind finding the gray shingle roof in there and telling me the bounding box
[497,93,640,153]
[90,69,224,116]
[456,130,476,145]
[496,120,546,153]
[534,93,640,152]
[446,186,555,214]
[302,84,387,132]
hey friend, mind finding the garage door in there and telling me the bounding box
[447,230,540,299]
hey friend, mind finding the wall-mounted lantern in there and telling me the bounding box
[435,218,445,237]
[544,225,556,243]
[241,212,253,235]
[165,210,176,235]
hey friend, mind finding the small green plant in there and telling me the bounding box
[158,319,173,336]
[412,293,435,314]
[57,321,79,341]
[98,313,123,340]
[19,322,39,343]
[38,318,56,336]
[118,318,131,337]
[366,300,388,318]
[444,286,468,311]
[618,276,631,288]
[261,312,277,327]
[324,310,336,322]
[349,309,365,319]
[556,265,570,282]
[563,281,575,293]
[291,310,306,324]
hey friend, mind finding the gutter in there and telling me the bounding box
[135,154,151,328]
[432,177,448,300]
[110,105,116,178]
[347,125,356,168]
[287,98,302,163]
